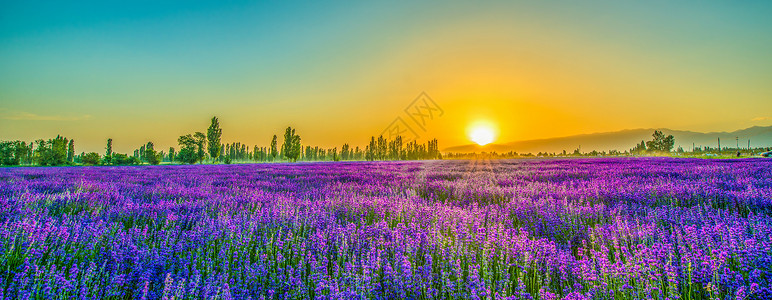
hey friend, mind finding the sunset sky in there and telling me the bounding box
[2,1,771,153]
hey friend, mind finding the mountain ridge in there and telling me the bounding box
[444,126,772,153]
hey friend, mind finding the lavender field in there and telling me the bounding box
[1,158,771,300]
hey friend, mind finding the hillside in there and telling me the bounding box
[444,126,772,153]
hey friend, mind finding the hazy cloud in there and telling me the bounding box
[751,117,771,122]
[0,109,91,121]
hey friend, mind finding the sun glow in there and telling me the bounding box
[468,122,497,146]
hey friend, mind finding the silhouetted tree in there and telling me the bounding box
[631,140,647,154]
[646,130,675,152]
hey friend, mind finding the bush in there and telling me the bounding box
[81,152,101,165]
[112,153,140,165]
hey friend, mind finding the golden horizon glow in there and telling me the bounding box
[468,121,497,146]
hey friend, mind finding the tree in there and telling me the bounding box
[631,140,647,154]
[67,139,75,163]
[82,152,101,165]
[145,142,161,165]
[177,134,198,164]
[106,138,113,158]
[366,136,376,161]
[0,141,21,165]
[388,136,402,160]
[207,116,222,162]
[645,130,675,152]
[282,127,291,160]
[194,132,207,162]
[0,141,32,165]
[270,135,278,161]
[104,138,113,165]
[341,144,350,160]
[111,153,140,165]
[139,144,146,161]
[34,136,69,166]
[281,127,302,162]
[168,147,175,162]
[377,135,387,160]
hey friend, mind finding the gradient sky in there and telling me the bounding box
[2,1,771,153]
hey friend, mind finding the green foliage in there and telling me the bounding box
[0,141,18,165]
[366,136,375,161]
[270,135,278,160]
[81,152,101,165]
[207,116,222,161]
[67,139,75,163]
[194,132,207,161]
[645,130,675,152]
[111,153,140,165]
[144,142,161,165]
[631,140,647,154]
[34,136,69,166]
[177,132,207,164]
[365,135,439,161]
[281,127,302,162]
[168,147,176,162]
[0,141,32,165]
[103,138,114,165]
[105,138,113,157]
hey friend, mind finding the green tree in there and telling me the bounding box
[67,139,75,163]
[281,127,301,161]
[168,147,175,162]
[34,136,69,166]
[645,130,675,152]
[106,138,113,157]
[111,153,140,165]
[281,127,302,162]
[177,135,198,164]
[145,142,161,165]
[366,136,376,161]
[0,141,21,165]
[376,135,387,160]
[81,152,101,165]
[631,140,647,154]
[207,116,222,162]
[341,144,350,160]
[194,132,207,162]
[270,135,278,161]
[104,138,113,165]
[177,133,207,164]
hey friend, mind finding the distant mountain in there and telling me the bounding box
[443,126,772,154]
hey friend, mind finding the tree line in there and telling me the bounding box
[173,117,441,164]
[0,116,442,166]
[446,130,678,159]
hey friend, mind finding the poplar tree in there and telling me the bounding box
[270,135,278,161]
[207,116,222,162]
[67,139,75,163]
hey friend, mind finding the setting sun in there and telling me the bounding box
[468,122,497,146]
